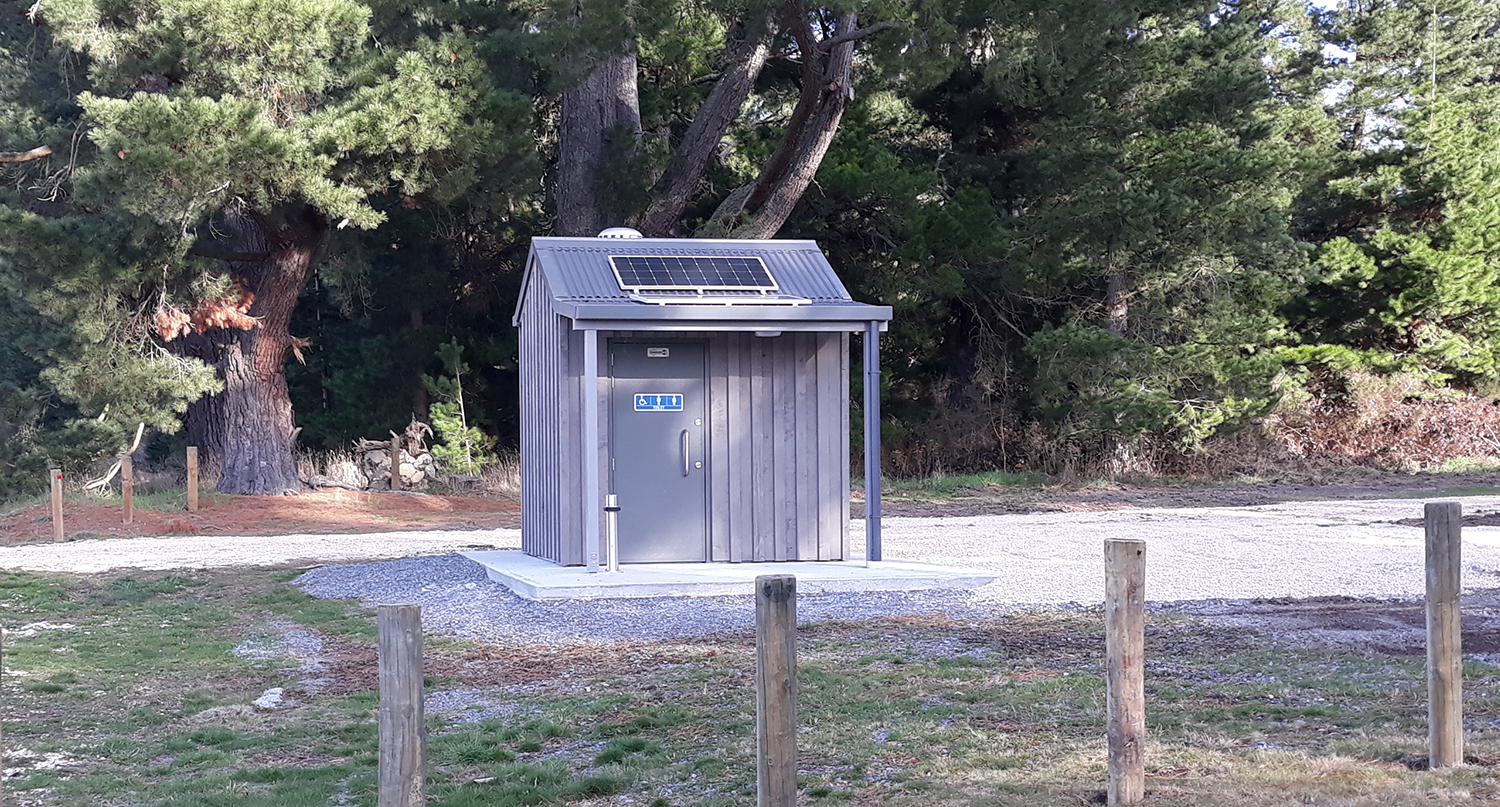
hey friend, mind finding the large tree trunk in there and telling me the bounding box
[183,208,325,495]
[557,6,892,239]
[557,49,642,236]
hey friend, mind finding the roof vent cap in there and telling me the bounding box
[597,227,643,239]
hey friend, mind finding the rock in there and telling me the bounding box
[252,687,284,710]
[189,704,257,723]
[355,439,435,490]
[326,459,368,488]
[449,474,483,490]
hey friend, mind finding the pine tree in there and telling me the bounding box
[843,0,1306,463]
[8,0,505,493]
[1285,0,1500,388]
[2,6,224,486]
[423,339,497,476]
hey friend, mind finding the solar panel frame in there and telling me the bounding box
[610,255,780,294]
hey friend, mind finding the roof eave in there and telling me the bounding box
[555,300,892,332]
[511,249,540,327]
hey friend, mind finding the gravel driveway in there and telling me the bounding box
[867,496,1500,603]
[4,494,1499,645]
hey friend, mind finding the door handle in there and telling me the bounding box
[680,429,690,476]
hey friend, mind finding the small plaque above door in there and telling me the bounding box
[647,347,671,358]
[634,393,684,411]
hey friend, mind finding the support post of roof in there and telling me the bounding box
[584,329,602,573]
[864,321,882,563]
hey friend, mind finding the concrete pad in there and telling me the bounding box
[460,549,996,600]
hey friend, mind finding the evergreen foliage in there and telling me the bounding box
[792,0,1306,469]
[423,339,497,476]
[3,0,1500,491]
[1284,0,1500,390]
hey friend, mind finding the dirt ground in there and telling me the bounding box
[1174,591,1500,658]
[5,468,1498,543]
[0,488,520,543]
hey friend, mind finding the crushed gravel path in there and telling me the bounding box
[864,495,1500,603]
[293,494,1500,645]
[0,529,518,573]
[298,554,992,645]
[5,494,1500,645]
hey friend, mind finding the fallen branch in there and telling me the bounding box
[84,422,146,491]
[0,145,51,163]
[1480,425,1500,453]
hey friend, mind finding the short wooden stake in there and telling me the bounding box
[377,604,425,807]
[186,446,199,512]
[1105,539,1146,805]
[756,574,797,807]
[50,469,64,542]
[121,454,133,525]
[389,436,402,491]
[1426,502,1463,769]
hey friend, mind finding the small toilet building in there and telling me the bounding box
[514,233,892,568]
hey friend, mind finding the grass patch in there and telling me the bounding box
[2,568,1496,806]
[859,470,1043,499]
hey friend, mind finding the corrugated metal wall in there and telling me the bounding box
[518,266,578,564]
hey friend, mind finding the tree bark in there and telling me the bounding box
[557,49,642,237]
[1105,270,1129,337]
[741,1,824,215]
[558,7,891,240]
[182,208,325,495]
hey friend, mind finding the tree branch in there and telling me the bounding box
[0,145,51,163]
[637,11,778,236]
[720,9,861,239]
[816,21,898,52]
[189,245,271,263]
[738,0,823,215]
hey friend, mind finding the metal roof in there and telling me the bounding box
[514,236,892,332]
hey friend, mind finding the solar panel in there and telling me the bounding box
[611,256,779,293]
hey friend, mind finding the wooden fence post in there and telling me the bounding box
[377,604,425,807]
[1105,539,1146,805]
[1426,502,1463,769]
[186,446,199,513]
[756,574,797,807]
[121,454,133,525]
[389,436,403,491]
[50,469,64,543]
[1,624,5,807]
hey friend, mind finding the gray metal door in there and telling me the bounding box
[609,341,708,562]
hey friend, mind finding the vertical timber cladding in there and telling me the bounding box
[606,330,846,562]
[710,331,849,562]
[516,265,552,561]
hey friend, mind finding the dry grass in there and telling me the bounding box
[295,447,360,486]
[478,451,522,500]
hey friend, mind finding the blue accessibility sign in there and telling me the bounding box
[634,393,684,412]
